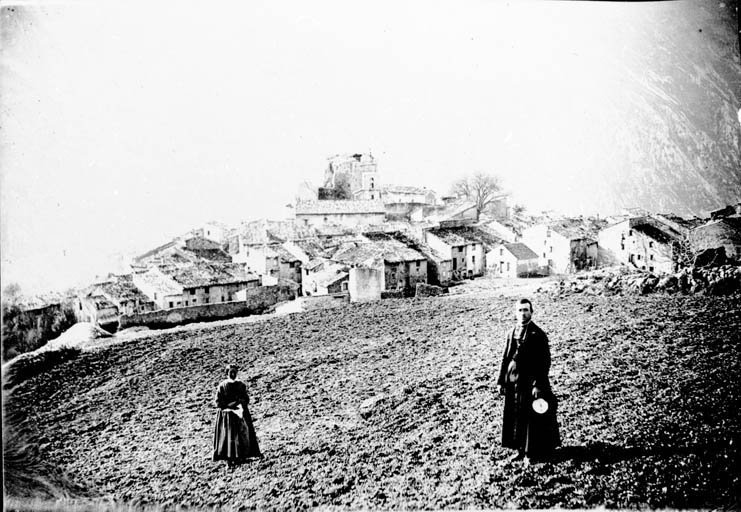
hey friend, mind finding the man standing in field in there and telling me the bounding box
[496,298,561,463]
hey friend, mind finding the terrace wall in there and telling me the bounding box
[119,285,296,329]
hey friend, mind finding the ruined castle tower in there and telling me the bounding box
[322,153,381,201]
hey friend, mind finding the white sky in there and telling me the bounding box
[0,0,714,294]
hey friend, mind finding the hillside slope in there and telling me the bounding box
[5,292,741,509]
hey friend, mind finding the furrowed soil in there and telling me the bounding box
[5,291,741,510]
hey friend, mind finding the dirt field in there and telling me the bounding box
[5,287,741,510]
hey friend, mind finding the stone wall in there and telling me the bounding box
[298,293,350,311]
[119,285,296,329]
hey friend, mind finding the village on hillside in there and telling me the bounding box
[6,153,741,350]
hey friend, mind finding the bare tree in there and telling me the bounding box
[451,172,503,220]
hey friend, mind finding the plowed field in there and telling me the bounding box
[6,290,741,509]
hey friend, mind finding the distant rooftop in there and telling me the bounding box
[503,243,539,260]
[160,262,259,289]
[295,200,386,215]
[92,275,156,305]
[333,235,425,265]
[427,226,488,246]
[547,217,607,240]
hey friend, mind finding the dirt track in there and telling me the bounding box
[6,288,741,509]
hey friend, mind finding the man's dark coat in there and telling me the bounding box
[497,321,561,457]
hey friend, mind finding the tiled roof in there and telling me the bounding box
[312,264,349,287]
[382,185,429,195]
[503,243,539,260]
[264,244,301,263]
[548,217,607,240]
[87,295,118,311]
[427,227,485,246]
[135,269,183,296]
[133,239,180,263]
[290,240,325,259]
[295,200,386,215]
[693,217,741,244]
[332,237,425,265]
[92,275,156,304]
[379,232,452,263]
[161,262,258,289]
[632,224,678,245]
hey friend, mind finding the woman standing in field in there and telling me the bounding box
[212,364,262,469]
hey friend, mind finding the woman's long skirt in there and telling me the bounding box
[212,408,261,462]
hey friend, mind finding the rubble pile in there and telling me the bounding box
[539,265,741,297]
[4,292,740,509]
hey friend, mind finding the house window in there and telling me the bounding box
[500,261,504,273]
[629,230,633,236]
[546,230,551,237]
[370,178,375,189]
[549,246,553,253]
[548,259,554,267]
[324,216,328,222]
[342,281,348,291]
[500,248,503,256]
[621,243,625,250]
[506,262,510,271]
[185,300,188,306]
[169,301,174,308]
[637,254,641,260]
[190,289,195,295]
[416,261,420,267]
[641,265,646,270]
[649,241,654,248]
[543,253,546,258]
[154,292,158,300]
[176,301,181,306]
[650,254,654,260]
[649,266,654,272]
[472,255,475,263]
[221,296,225,302]
[205,297,209,304]
[204,287,210,294]
[193,299,197,304]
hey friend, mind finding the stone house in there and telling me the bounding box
[522,218,605,274]
[709,202,741,220]
[692,217,741,262]
[190,221,229,244]
[598,217,683,274]
[332,234,428,293]
[303,261,349,296]
[76,294,120,331]
[382,232,453,287]
[425,227,485,279]
[295,200,386,227]
[87,274,157,316]
[132,267,185,310]
[162,262,261,306]
[382,185,437,222]
[132,235,230,269]
[489,243,541,278]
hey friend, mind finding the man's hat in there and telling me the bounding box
[532,398,549,414]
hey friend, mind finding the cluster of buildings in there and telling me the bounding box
[19,153,741,332]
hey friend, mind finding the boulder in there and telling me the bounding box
[415,283,448,297]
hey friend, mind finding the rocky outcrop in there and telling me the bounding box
[539,265,741,297]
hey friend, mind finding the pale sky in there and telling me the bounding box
[0,0,730,294]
